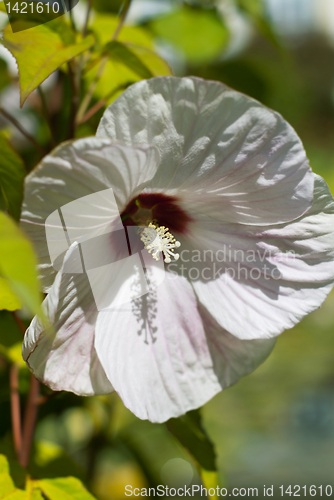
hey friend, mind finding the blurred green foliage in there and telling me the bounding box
[149,5,229,64]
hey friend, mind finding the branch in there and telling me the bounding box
[0,108,47,155]
[38,87,56,148]
[112,0,133,42]
[82,0,93,38]
[67,61,80,139]
[77,82,132,125]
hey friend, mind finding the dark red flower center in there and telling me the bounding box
[121,193,192,234]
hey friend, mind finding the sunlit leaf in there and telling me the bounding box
[200,470,219,499]
[90,13,153,49]
[0,454,28,499]
[104,41,153,79]
[150,5,229,64]
[0,212,42,317]
[166,409,217,471]
[31,488,44,500]
[1,18,95,107]
[0,131,25,221]
[38,477,96,500]
[85,42,171,105]
[129,44,172,77]
[0,277,21,311]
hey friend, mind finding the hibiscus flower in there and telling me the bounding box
[21,77,334,423]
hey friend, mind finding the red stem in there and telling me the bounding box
[10,364,22,458]
[12,312,40,468]
[19,374,40,468]
[13,312,26,336]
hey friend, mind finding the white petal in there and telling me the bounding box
[21,139,159,291]
[97,76,313,225]
[23,243,113,396]
[200,305,276,387]
[187,174,334,339]
[94,270,222,423]
[93,265,275,422]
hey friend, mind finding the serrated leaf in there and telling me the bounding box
[166,409,217,471]
[0,131,25,221]
[1,18,95,107]
[150,5,229,64]
[0,212,42,317]
[38,477,96,500]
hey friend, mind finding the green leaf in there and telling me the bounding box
[0,131,25,221]
[104,41,153,79]
[0,212,42,317]
[38,477,96,500]
[150,5,229,64]
[90,13,153,49]
[31,489,44,500]
[200,470,219,500]
[0,454,28,499]
[0,277,22,311]
[0,58,11,92]
[85,42,171,105]
[166,409,217,471]
[1,19,95,107]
